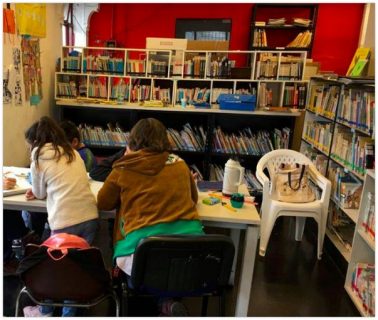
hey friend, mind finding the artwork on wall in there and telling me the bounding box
[3,69,12,104]
[21,36,42,105]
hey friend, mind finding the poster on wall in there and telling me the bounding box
[3,69,12,104]
[15,4,46,38]
[21,36,42,105]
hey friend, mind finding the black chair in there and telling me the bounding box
[119,234,235,316]
[15,244,120,316]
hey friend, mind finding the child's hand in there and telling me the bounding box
[25,188,36,201]
[3,177,17,190]
[191,171,199,181]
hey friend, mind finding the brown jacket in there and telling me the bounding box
[97,150,199,242]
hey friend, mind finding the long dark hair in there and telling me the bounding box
[25,116,75,168]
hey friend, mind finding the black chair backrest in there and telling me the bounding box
[18,245,111,302]
[130,235,235,297]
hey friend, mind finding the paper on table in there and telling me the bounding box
[3,166,31,197]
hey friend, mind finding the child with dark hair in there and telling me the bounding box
[23,116,99,317]
[60,120,97,172]
[97,118,203,316]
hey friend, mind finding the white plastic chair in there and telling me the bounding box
[256,149,331,260]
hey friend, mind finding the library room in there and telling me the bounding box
[2,2,375,317]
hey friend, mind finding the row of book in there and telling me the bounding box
[79,123,129,147]
[287,31,312,48]
[278,61,303,80]
[148,60,168,75]
[362,192,375,241]
[57,81,78,97]
[110,81,130,101]
[308,84,340,119]
[83,56,124,74]
[62,56,81,71]
[331,126,374,176]
[303,121,332,154]
[252,29,268,47]
[167,123,206,152]
[327,202,354,251]
[130,84,151,102]
[258,83,273,107]
[207,57,236,78]
[127,59,146,74]
[151,86,171,102]
[184,56,206,78]
[212,127,290,155]
[175,88,211,104]
[337,88,375,134]
[88,78,107,98]
[283,84,306,108]
[208,164,262,191]
[351,263,375,316]
[255,60,278,79]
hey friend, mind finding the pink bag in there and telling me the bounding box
[41,233,90,261]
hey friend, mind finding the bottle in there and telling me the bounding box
[12,238,24,260]
[222,159,245,196]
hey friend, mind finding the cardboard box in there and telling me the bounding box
[146,37,187,50]
[187,40,229,51]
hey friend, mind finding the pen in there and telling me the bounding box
[222,202,237,212]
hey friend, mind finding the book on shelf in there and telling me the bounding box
[258,83,273,108]
[252,29,268,47]
[283,83,307,108]
[302,146,327,175]
[361,192,375,241]
[303,120,332,154]
[167,123,206,152]
[267,17,286,25]
[255,21,266,27]
[292,18,312,27]
[207,54,236,78]
[78,123,129,147]
[327,203,354,250]
[88,77,107,98]
[286,30,312,48]
[110,78,130,101]
[176,87,210,105]
[351,263,375,316]
[346,47,371,77]
[83,55,124,74]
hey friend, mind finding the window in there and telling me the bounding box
[176,19,231,41]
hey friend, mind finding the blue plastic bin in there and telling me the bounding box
[218,94,256,111]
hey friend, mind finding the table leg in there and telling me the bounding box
[229,228,240,285]
[235,225,259,317]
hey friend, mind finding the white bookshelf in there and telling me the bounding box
[344,169,375,317]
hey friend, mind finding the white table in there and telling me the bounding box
[3,179,260,316]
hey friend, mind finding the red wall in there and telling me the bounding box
[88,3,365,75]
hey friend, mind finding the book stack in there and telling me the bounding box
[268,17,286,26]
[212,127,290,155]
[283,83,307,108]
[252,29,268,47]
[245,169,263,191]
[88,78,107,98]
[293,18,312,27]
[79,123,129,147]
[176,87,211,104]
[351,263,375,316]
[127,59,146,74]
[83,55,124,74]
[167,123,206,152]
[303,121,332,153]
[255,21,266,27]
[209,163,224,181]
[286,30,312,48]
[331,126,374,176]
[362,192,375,241]
[337,88,375,135]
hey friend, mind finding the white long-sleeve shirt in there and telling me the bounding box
[30,143,98,230]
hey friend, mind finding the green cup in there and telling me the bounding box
[230,193,244,209]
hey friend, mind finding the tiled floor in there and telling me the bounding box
[4,217,359,317]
